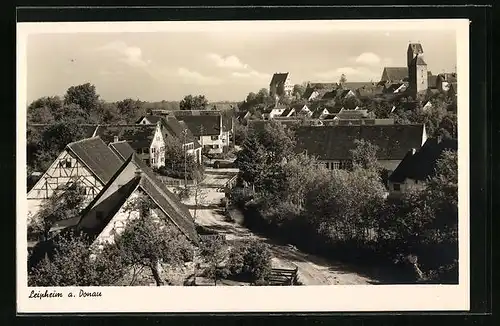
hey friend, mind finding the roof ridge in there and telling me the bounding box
[65,136,102,148]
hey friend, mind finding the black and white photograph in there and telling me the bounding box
[17,19,470,313]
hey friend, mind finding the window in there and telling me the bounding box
[151,158,155,165]
[211,135,219,141]
[332,162,340,170]
[151,147,156,154]
[393,183,401,191]
[325,162,329,169]
[213,145,219,149]
[198,136,202,141]
[65,158,72,168]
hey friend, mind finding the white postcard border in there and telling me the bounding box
[16,19,470,313]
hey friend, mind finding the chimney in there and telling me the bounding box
[114,136,119,143]
[135,169,142,177]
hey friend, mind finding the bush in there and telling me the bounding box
[227,239,272,282]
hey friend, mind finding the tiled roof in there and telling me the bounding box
[270,73,289,85]
[177,115,221,136]
[335,109,369,120]
[381,67,408,82]
[342,82,376,90]
[295,124,425,161]
[108,141,136,160]
[107,142,198,243]
[94,125,157,150]
[66,137,124,184]
[389,138,457,183]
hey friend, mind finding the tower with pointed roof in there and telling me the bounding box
[407,43,428,97]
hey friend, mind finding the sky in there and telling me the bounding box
[25,21,457,103]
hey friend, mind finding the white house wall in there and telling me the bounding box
[149,124,166,169]
[27,150,104,219]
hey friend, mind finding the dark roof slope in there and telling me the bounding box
[94,125,157,149]
[389,138,457,183]
[381,67,408,82]
[342,82,375,90]
[415,56,427,65]
[178,115,221,136]
[108,142,198,243]
[136,115,162,124]
[270,73,289,85]
[295,124,425,161]
[66,137,124,184]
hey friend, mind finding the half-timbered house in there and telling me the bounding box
[27,137,124,220]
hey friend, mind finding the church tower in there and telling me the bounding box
[407,43,428,97]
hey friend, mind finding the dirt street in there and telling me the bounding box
[186,172,374,285]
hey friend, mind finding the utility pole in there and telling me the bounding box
[199,125,205,162]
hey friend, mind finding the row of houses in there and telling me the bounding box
[30,110,234,171]
[246,120,457,196]
[27,137,200,256]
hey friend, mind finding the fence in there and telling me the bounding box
[156,175,197,187]
[268,267,299,285]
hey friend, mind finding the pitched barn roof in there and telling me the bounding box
[93,125,157,150]
[381,67,408,82]
[106,143,198,243]
[270,73,289,85]
[66,137,124,184]
[295,124,425,161]
[389,138,457,183]
[177,115,221,136]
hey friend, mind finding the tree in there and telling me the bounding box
[350,139,381,172]
[28,184,86,241]
[227,239,272,283]
[29,231,126,286]
[235,133,268,190]
[159,137,199,179]
[199,236,229,285]
[116,98,145,123]
[339,74,347,87]
[233,121,249,146]
[180,95,209,110]
[64,83,100,115]
[341,96,362,110]
[114,194,195,286]
[292,84,306,99]
[27,96,63,124]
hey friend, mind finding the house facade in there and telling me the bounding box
[137,115,203,164]
[388,138,457,196]
[177,115,226,154]
[94,122,166,169]
[26,137,124,221]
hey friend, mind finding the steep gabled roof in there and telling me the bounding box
[389,138,457,183]
[408,43,424,55]
[136,115,162,124]
[94,125,157,149]
[295,124,425,161]
[177,115,221,136]
[66,137,124,184]
[270,72,289,85]
[415,55,427,65]
[381,67,408,82]
[105,143,198,243]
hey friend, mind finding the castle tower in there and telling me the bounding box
[407,43,428,97]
